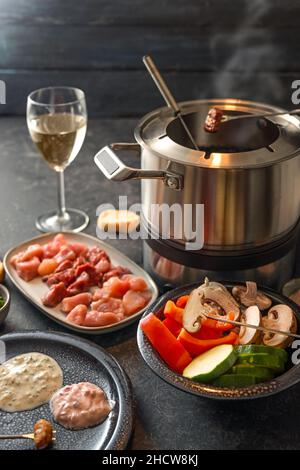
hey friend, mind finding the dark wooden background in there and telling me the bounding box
[0,0,299,116]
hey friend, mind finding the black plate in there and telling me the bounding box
[0,331,133,449]
[137,282,300,400]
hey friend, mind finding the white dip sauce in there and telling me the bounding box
[0,352,63,412]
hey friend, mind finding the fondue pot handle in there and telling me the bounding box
[94,143,183,191]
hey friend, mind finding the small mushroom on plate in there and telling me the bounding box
[183,278,240,333]
[232,281,272,310]
[262,304,297,348]
[239,305,262,345]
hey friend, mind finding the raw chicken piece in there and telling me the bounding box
[123,275,148,291]
[95,257,111,274]
[91,297,124,315]
[92,287,110,301]
[122,290,150,316]
[67,271,90,296]
[55,246,76,264]
[42,242,60,259]
[42,233,67,258]
[61,292,92,313]
[53,233,67,245]
[20,244,44,262]
[15,256,40,282]
[68,242,88,257]
[10,253,22,268]
[66,304,88,325]
[42,281,67,307]
[84,310,122,327]
[103,276,130,298]
[102,266,131,282]
[45,268,76,287]
[38,258,58,276]
[140,290,152,302]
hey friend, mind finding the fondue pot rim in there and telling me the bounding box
[134,98,300,169]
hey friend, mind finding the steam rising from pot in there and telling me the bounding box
[211,0,284,103]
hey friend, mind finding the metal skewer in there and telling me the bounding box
[143,55,200,151]
[0,433,36,441]
[221,108,300,123]
[0,431,56,441]
[202,313,300,340]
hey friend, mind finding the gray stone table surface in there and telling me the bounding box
[1,116,300,450]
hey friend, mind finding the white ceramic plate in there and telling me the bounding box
[3,232,158,335]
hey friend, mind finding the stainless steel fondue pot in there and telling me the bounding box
[94,99,300,288]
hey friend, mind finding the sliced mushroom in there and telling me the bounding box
[200,277,228,293]
[239,305,262,345]
[183,278,240,333]
[182,287,209,333]
[204,300,224,315]
[262,304,297,348]
[197,278,240,320]
[232,281,272,310]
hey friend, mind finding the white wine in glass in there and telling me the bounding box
[27,87,88,232]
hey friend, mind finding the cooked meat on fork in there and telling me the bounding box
[204,107,224,133]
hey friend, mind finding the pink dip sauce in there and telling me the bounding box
[50,382,112,430]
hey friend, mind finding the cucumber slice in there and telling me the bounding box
[237,353,284,372]
[231,364,274,381]
[213,374,258,388]
[183,344,237,383]
[235,345,288,363]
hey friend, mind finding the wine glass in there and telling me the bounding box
[27,86,89,232]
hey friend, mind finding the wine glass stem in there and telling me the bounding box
[57,171,66,219]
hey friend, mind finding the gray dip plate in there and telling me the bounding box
[0,330,133,450]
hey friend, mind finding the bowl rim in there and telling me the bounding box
[137,281,300,400]
[0,283,10,311]
[282,277,300,297]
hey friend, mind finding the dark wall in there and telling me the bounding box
[0,0,299,116]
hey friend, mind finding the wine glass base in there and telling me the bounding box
[36,209,89,233]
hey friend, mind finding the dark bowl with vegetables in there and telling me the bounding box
[0,284,10,326]
[137,281,300,400]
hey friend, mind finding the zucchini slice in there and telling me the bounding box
[237,353,284,372]
[231,364,274,381]
[183,344,237,383]
[235,345,288,363]
[213,374,258,388]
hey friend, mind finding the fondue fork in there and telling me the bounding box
[143,55,200,150]
[0,430,56,442]
[202,313,300,340]
[221,108,300,123]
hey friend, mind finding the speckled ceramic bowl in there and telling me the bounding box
[137,282,300,400]
[282,278,300,304]
[0,284,10,326]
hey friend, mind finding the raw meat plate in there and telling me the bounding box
[4,232,158,334]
